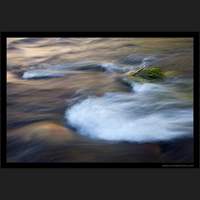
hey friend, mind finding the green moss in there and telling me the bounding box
[127,67,165,82]
[139,67,164,80]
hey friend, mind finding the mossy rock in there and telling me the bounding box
[128,67,165,81]
[139,67,164,80]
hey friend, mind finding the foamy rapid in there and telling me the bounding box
[65,82,193,142]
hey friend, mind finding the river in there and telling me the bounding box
[7,37,193,163]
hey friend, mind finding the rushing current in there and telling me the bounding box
[66,82,193,142]
[7,37,194,162]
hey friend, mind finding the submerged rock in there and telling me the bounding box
[8,121,77,144]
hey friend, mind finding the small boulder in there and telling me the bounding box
[8,121,78,144]
[127,67,165,81]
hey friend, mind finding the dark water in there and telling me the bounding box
[7,38,193,163]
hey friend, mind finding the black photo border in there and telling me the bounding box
[1,32,199,168]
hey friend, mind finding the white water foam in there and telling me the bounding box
[22,67,87,79]
[65,83,193,142]
[100,63,132,73]
[22,70,66,79]
[22,61,98,79]
[132,82,166,93]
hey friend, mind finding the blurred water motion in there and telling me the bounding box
[7,38,193,163]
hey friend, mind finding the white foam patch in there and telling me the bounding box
[142,56,156,67]
[101,63,135,73]
[22,69,86,79]
[132,82,165,93]
[22,70,65,79]
[65,86,193,142]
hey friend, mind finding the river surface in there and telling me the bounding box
[7,38,194,163]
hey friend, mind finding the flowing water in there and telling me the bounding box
[7,38,194,163]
